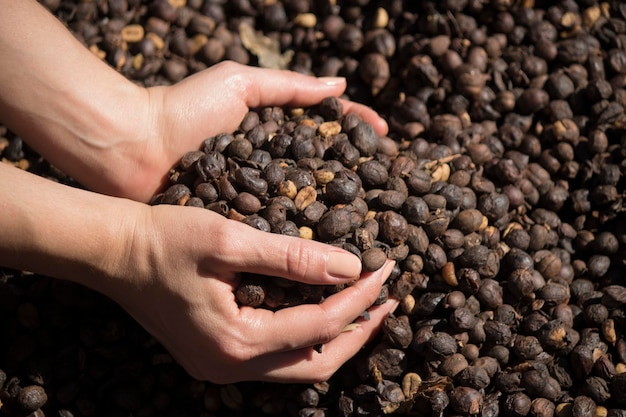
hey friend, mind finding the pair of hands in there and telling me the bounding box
[0,0,398,384]
[101,62,398,384]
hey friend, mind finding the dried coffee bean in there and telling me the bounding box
[601,286,626,309]
[235,279,266,308]
[456,365,490,390]
[325,171,358,204]
[273,220,300,237]
[423,212,451,239]
[357,160,388,188]
[476,279,504,309]
[405,168,433,195]
[378,211,409,246]
[530,398,555,417]
[483,320,512,345]
[495,371,522,393]
[450,308,478,332]
[508,268,536,298]
[316,209,351,242]
[504,392,532,417]
[582,376,611,403]
[456,245,489,269]
[399,372,421,401]
[428,331,458,357]
[450,386,482,415]
[234,167,268,196]
[366,346,407,379]
[377,190,406,210]
[439,353,469,378]
[382,314,412,349]
[423,243,448,273]
[414,291,446,316]
[571,396,596,417]
[537,282,570,307]
[512,335,543,360]
[161,184,191,205]
[232,192,261,215]
[17,385,48,412]
[375,379,405,414]
[452,209,485,234]
[317,97,343,121]
[361,247,387,272]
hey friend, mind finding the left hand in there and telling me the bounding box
[1,1,388,203]
[102,61,388,202]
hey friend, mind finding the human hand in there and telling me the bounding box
[0,163,397,384]
[97,61,389,202]
[101,203,397,383]
[0,3,397,384]
[0,2,388,203]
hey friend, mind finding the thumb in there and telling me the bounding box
[210,219,363,285]
[229,64,349,110]
[238,65,389,136]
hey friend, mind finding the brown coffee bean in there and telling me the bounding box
[382,314,412,349]
[17,385,48,412]
[361,247,387,272]
[439,353,469,378]
[450,386,483,415]
[235,280,266,308]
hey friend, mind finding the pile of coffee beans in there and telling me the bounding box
[1,0,626,416]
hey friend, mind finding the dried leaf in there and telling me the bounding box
[239,23,293,70]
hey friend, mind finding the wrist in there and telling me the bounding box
[0,163,145,296]
[0,0,162,201]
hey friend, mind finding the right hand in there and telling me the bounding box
[100,202,398,384]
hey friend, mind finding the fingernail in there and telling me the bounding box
[319,76,346,86]
[327,251,362,279]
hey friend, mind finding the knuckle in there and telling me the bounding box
[210,221,247,260]
[219,65,253,95]
[213,60,241,74]
[284,240,314,279]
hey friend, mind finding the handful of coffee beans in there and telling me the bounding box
[152,96,422,310]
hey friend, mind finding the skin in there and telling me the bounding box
[0,0,398,383]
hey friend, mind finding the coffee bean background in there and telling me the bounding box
[1,0,626,416]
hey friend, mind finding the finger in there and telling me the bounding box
[231,63,349,109]
[209,219,363,284]
[239,297,400,383]
[236,261,395,356]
